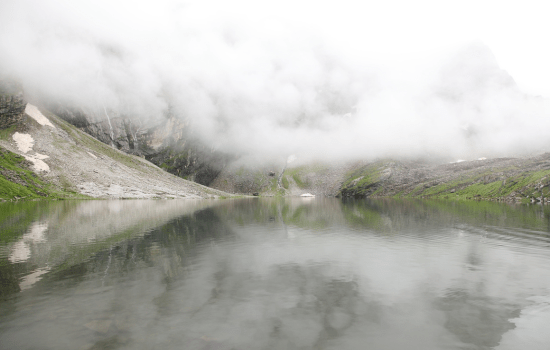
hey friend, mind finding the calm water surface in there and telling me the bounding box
[1,198,550,350]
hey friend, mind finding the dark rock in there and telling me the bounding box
[0,168,28,186]
[0,79,26,129]
[48,104,233,186]
[50,104,148,154]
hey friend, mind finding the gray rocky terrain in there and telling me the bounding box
[337,156,550,203]
[48,103,231,186]
[0,83,231,200]
[2,77,550,204]
[204,154,550,205]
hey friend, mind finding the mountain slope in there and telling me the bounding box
[338,156,550,203]
[0,102,232,201]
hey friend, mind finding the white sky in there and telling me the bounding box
[212,0,550,96]
[3,0,548,95]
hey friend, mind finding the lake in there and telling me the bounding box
[1,198,550,350]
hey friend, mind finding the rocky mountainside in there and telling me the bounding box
[48,103,231,186]
[40,95,550,204]
[3,89,550,204]
[206,155,550,205]
[0,80,26,129]
[0,85,231,201]
[2,42,550,203]
[338,156,550,204]
[208,159,352,197]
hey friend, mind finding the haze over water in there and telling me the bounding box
[1,198,550,349]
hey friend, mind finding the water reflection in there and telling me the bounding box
[1,198,550,349]
[0,199,215,297]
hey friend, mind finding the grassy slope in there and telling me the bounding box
[340,162,385,197]
[0,147,89,201]
[339,159,550,203]
[1,106,229,201]
[406,169,550,202]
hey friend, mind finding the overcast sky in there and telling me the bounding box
[1,0,550,161]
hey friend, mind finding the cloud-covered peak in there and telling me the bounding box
[1,1,549,162]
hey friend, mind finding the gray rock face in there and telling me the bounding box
[145,138,231,186]
[50,105,151,156]
[0,80,26,129]
[49,104,231,186]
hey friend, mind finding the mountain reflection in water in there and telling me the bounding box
[1,198,550,350]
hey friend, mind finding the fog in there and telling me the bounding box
[1,0,550,161]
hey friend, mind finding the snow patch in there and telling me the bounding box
[87,151,98,159]
[12,132,34,153]
[300,193,315,197]
[24,153,50,172]
[25,104,55,128]
[12,132,50,172]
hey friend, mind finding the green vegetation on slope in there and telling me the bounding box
[412,169,550,202]
[338,157,550,203]
[0,147,88,201]
[281,175,289,189]
[0,125,16,141]
[284,166,311,189]
[340,162,385,196]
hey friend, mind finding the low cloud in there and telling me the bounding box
[1,0,549,162]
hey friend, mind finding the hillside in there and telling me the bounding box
[3,98,550,204]
[204,155,550,205]
[2,78,550,204]
[0,100,231,201]
[338,156,550,203]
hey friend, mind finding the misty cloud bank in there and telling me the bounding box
[1,0,549,162]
